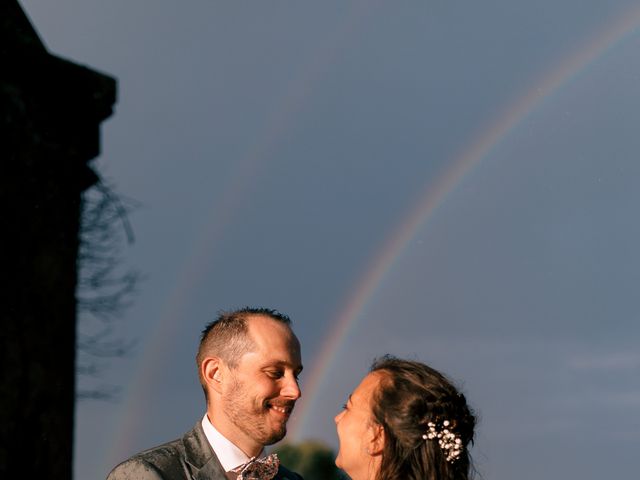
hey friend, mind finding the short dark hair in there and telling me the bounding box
[196,307,292,393]
[369,356,476,480]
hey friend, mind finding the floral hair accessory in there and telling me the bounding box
[421,419,463,463]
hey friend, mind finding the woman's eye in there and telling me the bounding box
[342,403,348,410]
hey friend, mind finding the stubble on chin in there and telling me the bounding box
[264,421,287,445]
[223,376,287,446]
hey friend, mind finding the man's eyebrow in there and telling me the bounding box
[264,360,304,371]
[347,394,353,404]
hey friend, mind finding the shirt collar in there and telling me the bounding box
[201,414,264,472]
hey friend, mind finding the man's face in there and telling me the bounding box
[221,315,303,449]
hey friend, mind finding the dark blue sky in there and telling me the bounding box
[21,1,640,478]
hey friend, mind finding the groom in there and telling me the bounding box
[107,307,304,480]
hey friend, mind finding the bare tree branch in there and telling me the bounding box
[76,180,141,400]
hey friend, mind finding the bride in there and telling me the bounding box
[334,356,476,480]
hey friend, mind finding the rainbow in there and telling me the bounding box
[288,6,640,441]
[104,2,377,470]
[101,4,640,472]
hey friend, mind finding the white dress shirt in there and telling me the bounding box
[201,414,265,473]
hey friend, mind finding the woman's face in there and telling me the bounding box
[334,372,382,480]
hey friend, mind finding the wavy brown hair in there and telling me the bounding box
[369,356,476,480]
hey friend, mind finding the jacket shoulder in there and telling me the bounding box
[106,439,187,480]
[107,456,166,480]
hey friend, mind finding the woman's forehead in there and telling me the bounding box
[352,372,382,403]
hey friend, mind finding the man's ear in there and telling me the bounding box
[367,423,385,456]
[201,357,225,394]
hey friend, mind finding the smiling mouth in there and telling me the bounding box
[266,402,294,416]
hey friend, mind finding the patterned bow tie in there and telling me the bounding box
[236,453,280,480]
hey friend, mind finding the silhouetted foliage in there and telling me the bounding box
[274,440,347,480]
[76,182,140,400]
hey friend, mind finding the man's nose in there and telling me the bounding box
[281,374,301,400]
[334,411,344,424]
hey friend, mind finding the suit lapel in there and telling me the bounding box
[180,422,300,480]
[182,422,228,480]
[192,457,228,480]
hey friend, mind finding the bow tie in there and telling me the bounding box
[235,453,280,480]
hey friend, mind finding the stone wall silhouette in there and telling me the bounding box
[1,2,116,477]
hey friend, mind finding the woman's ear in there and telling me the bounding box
[367,423,385,456]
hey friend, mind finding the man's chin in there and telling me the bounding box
[263,426,287,446]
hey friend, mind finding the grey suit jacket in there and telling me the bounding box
[106,422,303,480]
